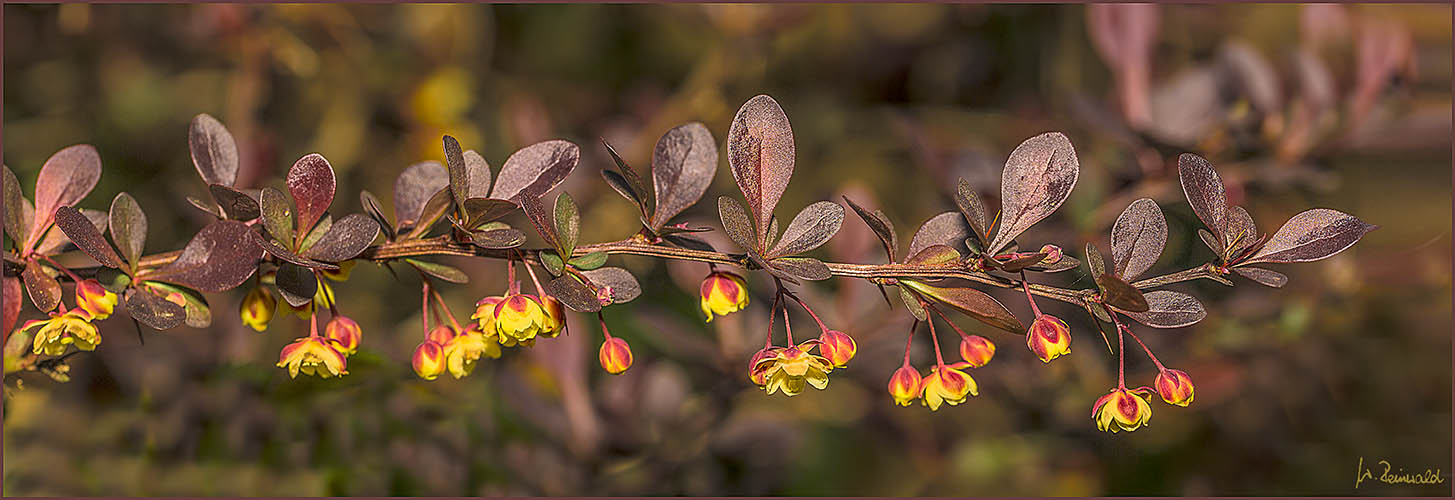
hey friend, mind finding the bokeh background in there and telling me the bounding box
[3,4,1451,496]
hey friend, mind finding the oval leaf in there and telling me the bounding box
[649,122,718,229]
[188,113,239,187]
[768,201,844,258]
[32,145,102,238]
[905,244,961,266]
[718,196,758,253]
[1234,266,1289,287]
[260,187,295,245]
[581,267,642,304]
[109,192,148,269]
[770,256,831,281]
[302,213,380,262]
[1178,153,1228,245]
[602,139,652,216]
[405,188,454,240]
[22,262,61,313]
[443,135,470,213]
[1110,198,1167,280]
[3,275,21,335]
[545,275,603,313]
[393,161,448,230]
[463,150,492,199]
[727,95,795,244]
[286,153,336,238]
[1245,209,1376,264]
[405,258,469,284]
[274,263,317,307]
[3,165,28,246]
[54,206,123,268]
[902,280,1024,334]
[470,228,525,249]
[142,281,211,328]
[987,132,1079,254]
[490,140,580,202]
[955,178,992,243]
[554,192,580,257]
[208,184,260,221]
[843,195,897,262]
[907,211,969,259]
[251,230,338,270]
[145,220,263,292]
[1123,290,1206,328]
[1095,273,1150,312]
[124,287,186,330]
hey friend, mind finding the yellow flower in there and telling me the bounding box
[493,294,548,344]
[887,364,922,406]
[958,334,996,368]
[320,260,355,282]
[1092,387,1153,433]
[1026,314,1071,363]
[324,316,362,355]
[443,325,500,379]
[276,337,348,379]
[747,346,779,387]
[239,286,276,332]
[755,340,833,396]
[817,330,857,368]
[1155,369,1195,407]
[22,308,100,356]
[598,337,633,374]
[921,363,978,411]
[539,295,567,338]
[412,340,446,380]
[700,271,749,322]
[75,279,118,320]
[471,296,504,333]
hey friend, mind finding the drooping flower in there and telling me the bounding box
[958,335,996,368]
[1092,387,1154,433]
[817,330,857,368]
[598,337,633,374]
[1154,369,1195,407]
[75,279,118,320]
[747,346,780,386]
[472,296,504,331]
[700,271,749,322]
[276,337,348,379]
[22,308,100,356]
[921,362,978,411]
[1026,314,1071,363]
[239,286,276,332]
[320,260,355,282]
[324,316,362,355]
[443,325,500,379]
[755,340,834,396]
[493,294,549,344]
[539,295,567,338]
[412,340,446,380]
[888,364,923,406]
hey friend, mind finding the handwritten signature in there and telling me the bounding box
[1355,457,1447,490]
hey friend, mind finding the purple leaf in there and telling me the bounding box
[124,287,185,330]
[463,150,492,199]
[35,209,106,256]
[22,262,60,313]
[1234,266,1288,287]
[843,195,898,262]
[1110,198,1167,280]
[1178,153,1228,246]
[580,267,641,304]
[469,227,525,249]
[544,275,602,313]
[144,220,262,292]
[907,211,969,259]
[301,213,379,262]
[717,196,758,253]
[54,206,123,269]
[188,113,239,187]
[1225,205,1259,255]
[286,153,336,239]
[273,262,316,307]
[998,252,1048,273]
[462,198,518,228]
[955,179,992,243]
[1123,290,1206,328]
[208,184,260,221]
[1245,209,1376,264]
[902,279,1024,334]
[3,274,21,335]
[771,256,832,281]
[650,122,718,229]
[443,135,470,213]
[250,230,338,270]
[905,244,961,266]
[259,187,295,245]
[359,190,395,241]
[767,201,844,258]
[602,139,652,217]
[1096,272,1150,312]
[405,259,469,284]
[3,165,28,246]
[393,161,448,230]
[987,132,1079,254]
[518,195,560,252]
[490,140,579,202]
[31,145,102,240]
[403,188,453,240]
[727,95,795,245]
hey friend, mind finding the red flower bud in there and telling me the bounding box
[324,316,362,355]
[958,335,996,368]
[412,340,446,380]
[598,337,633,374]
[817,330,857,368]
[887,364,922,406]
[1155,369,1195,407]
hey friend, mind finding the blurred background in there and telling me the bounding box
[3,4,1451,496]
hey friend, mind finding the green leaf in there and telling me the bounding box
[540,251,565,277]
[899,286,927,321]
[568,251,608,270]
[142,281,212,328]
[260,187,295,246]
[902,279,1025,334]
[108,192,148,272]
[554,192,579,258]
[405,258,469,284]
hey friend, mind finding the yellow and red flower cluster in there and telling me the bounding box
[19,279,118,357]
[276,315,363,379]
[886,335,997,411]
[1088,368,1195,433]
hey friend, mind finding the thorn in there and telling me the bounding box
[132,317,145,345]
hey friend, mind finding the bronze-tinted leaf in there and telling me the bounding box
[902,279,1024,334]
[663,234,715,252]
[843,195,897,262]
[405,258,468,284]
[955,178,992,243]
[274,263,317,307]
[899,286,927,321]
[1123,290,1206,328]
[554,193,579,257]
[35,208,107,256]
[770,256,831,281]
[518,195,560,252]
[1110,198,1167,280]
[1197,228,1221,255]
[298,214,333,254]
[3,165,27,246]
[1095,273,1150,312]
[727,95,795,244]
[1245,209,1376,264]
[22,262,60,312]
[905,244,961,266]
[718,196,757,253]
[650,122,717,229]
[3,275,20,335]
[1029,255,1080,273]
[1234,266,1288,287]
[545,275,603,313]
[767,201,843,258]
[302,213,379,262]
[490,140,579,202]
[405,188,453,240]
[188,113,239,187]
[145,220,263,292]
[1085,242,1107,280]
[987,132,1079,254]
[109,192,147,269]
[208,184,260,221]
[540,251,565,276]
[603,139,652,216]
[463,150,492,199]
[54,206,123,268]
[286,153,336,238]
[470,227,525,249]
[601,169,644,212]
[260,187,294,245]
[124,287,185,330]
[32,145,102,238]
[359,190,395,241]
[187,196,223,219]
[462,198,517,229]
[907,211,969,259]
[999,252,1048,273]
[393,161,448,230]
[443,135,470,214]
[142,281,211,328]
[1225,205,1260,256]
[251,230,337,270]
[1178,153,1228,245]
[581,267,641,304]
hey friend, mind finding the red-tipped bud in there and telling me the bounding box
[817,330,857,368]
[239,286,276,332]
[598,337,633,374]
[747,346,780,386]
[539,295,567,338]
[1038,244,1063,265]
[700,272,749,322]
[1026,314,1071,363]
[1155,369,1195,407]
[426,325,456,345]
[324,316,362,356]
[75,279,118,320]
[958,335,996,368]
[412,340,446,380]
[887,364,923,406]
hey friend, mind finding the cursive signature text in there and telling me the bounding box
[1355,457,1447,490]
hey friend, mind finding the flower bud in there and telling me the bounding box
[747,346,780,386]
[75,279,118,320]
[921,364,978,411]
[239,286,277,332]
[958,335,996,368]
[1026,314,1071,363]
[324,316,362,356]
[1092,387,1153,433]
[276,337,348,379]
[598,337,634,374]
[426,325,457,345]
[539,295,567,338]
[494,294,548,344]
[1154,369,1195,407]
[699,272,749,323]
[817,330,857,368]
[412,340,447,380]
[887,364,922,406]
[1038,244,1063,265]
